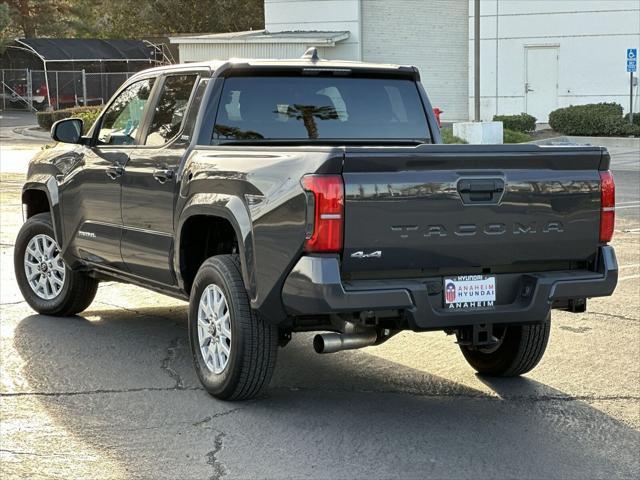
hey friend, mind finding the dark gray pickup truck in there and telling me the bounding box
[15,51,618,400]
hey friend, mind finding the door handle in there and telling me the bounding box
[458,179,505,204]
[106,164,124,180]
[525,83,534,93]
[153,168,174,184]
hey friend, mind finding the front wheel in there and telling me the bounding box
[188,255,278,400]
[458,318,551,376]
[14,213,99,316]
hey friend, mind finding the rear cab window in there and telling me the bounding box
[212,75,431,144]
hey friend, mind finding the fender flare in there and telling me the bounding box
[22,177,65,247]
[175,193,256,298]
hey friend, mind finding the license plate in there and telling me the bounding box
[444,275,496,309]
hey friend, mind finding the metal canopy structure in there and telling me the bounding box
[14,38,159,63]
[2,38,164,109]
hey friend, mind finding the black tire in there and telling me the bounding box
[458,318,551,376]
[14,212,99,316]
[188,254,278,400]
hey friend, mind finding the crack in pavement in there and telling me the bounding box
[193,402,261,427]
[0,448,72,457]
[93,300,182,321]
[587,311,639,323]
[0,299,26,306]
[0,386,203,397]
[161,337,185,389]
[206,432,228,480]
[2,386,638,403]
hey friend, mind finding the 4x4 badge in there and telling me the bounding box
[350,250,382,259]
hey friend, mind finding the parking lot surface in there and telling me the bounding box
[1,118,638,479]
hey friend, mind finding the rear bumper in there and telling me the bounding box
[281,246,618,330]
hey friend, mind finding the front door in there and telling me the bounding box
[525,46,559,123]
[62,77,156,270]
[120,73,199,285]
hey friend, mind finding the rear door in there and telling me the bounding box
[120,72,202,285]
[341,144,603,275]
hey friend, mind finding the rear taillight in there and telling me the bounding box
[599,170,615,243]
[302,174,344,252]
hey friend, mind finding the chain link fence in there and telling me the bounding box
[1,69,134,111]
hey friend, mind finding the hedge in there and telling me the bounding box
[493,113,536,133]
[624,112,640,126]
[37,106,102,134]
[503,129,532,143]
[548,103,639,137]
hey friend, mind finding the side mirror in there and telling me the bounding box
[51,118,83,144]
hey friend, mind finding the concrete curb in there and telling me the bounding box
[530,135,640,149]
[12,126,50,141]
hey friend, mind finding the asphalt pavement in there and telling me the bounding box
[610,146,640,222]
[1,113,639,479]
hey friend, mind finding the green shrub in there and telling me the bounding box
[72,108,102,134]
[493,113,536,133]
[623,112,640,126]
[548,103,639,136]
[441,127,467,144]
[36,106,103,134]
[503,129,532,143]
[36,111,55,130]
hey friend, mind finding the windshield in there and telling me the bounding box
[212,75,430,144]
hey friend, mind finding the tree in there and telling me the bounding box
[66,0,263,39]
[1,0,264,40]
[1,3,12,51]
[2,0,71,38]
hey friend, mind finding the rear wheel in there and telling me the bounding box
[14,213,99,316]
[188,255,278,400]
[458,318,551,376]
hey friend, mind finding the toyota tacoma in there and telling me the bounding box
[14,50,618,400]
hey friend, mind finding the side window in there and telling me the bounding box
[98,79,155,146]
[144,74,198,146]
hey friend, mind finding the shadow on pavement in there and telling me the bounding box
[11,306,640,479]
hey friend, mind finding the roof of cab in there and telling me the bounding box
[128,53,419,81]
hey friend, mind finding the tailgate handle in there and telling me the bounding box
[458,179,505,204]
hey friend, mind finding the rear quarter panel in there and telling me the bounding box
[177,146,343,321]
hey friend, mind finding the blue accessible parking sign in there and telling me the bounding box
[628,48,637,72]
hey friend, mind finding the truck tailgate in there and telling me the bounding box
[341,144,607,274]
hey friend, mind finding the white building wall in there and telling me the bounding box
[177,42,333,63]
[361,0,470,122]
[470,0,640,122]
[264,0,361,59]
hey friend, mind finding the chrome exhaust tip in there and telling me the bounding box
[313,331,378,354]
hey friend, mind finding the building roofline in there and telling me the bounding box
[169,30,350,45]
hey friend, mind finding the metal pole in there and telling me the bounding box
[1,70,5,110]
[474,0,481,121]
[82,69,87,106]
[495,0,499,117]
[630,72,634,125]
[55,71,59,110]
[43,61,52,110]
[26,69,32,111]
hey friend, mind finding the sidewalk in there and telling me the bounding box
[530,135,640,150]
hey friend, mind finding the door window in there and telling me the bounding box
[98,78,155,146]
[145,74,198,146]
